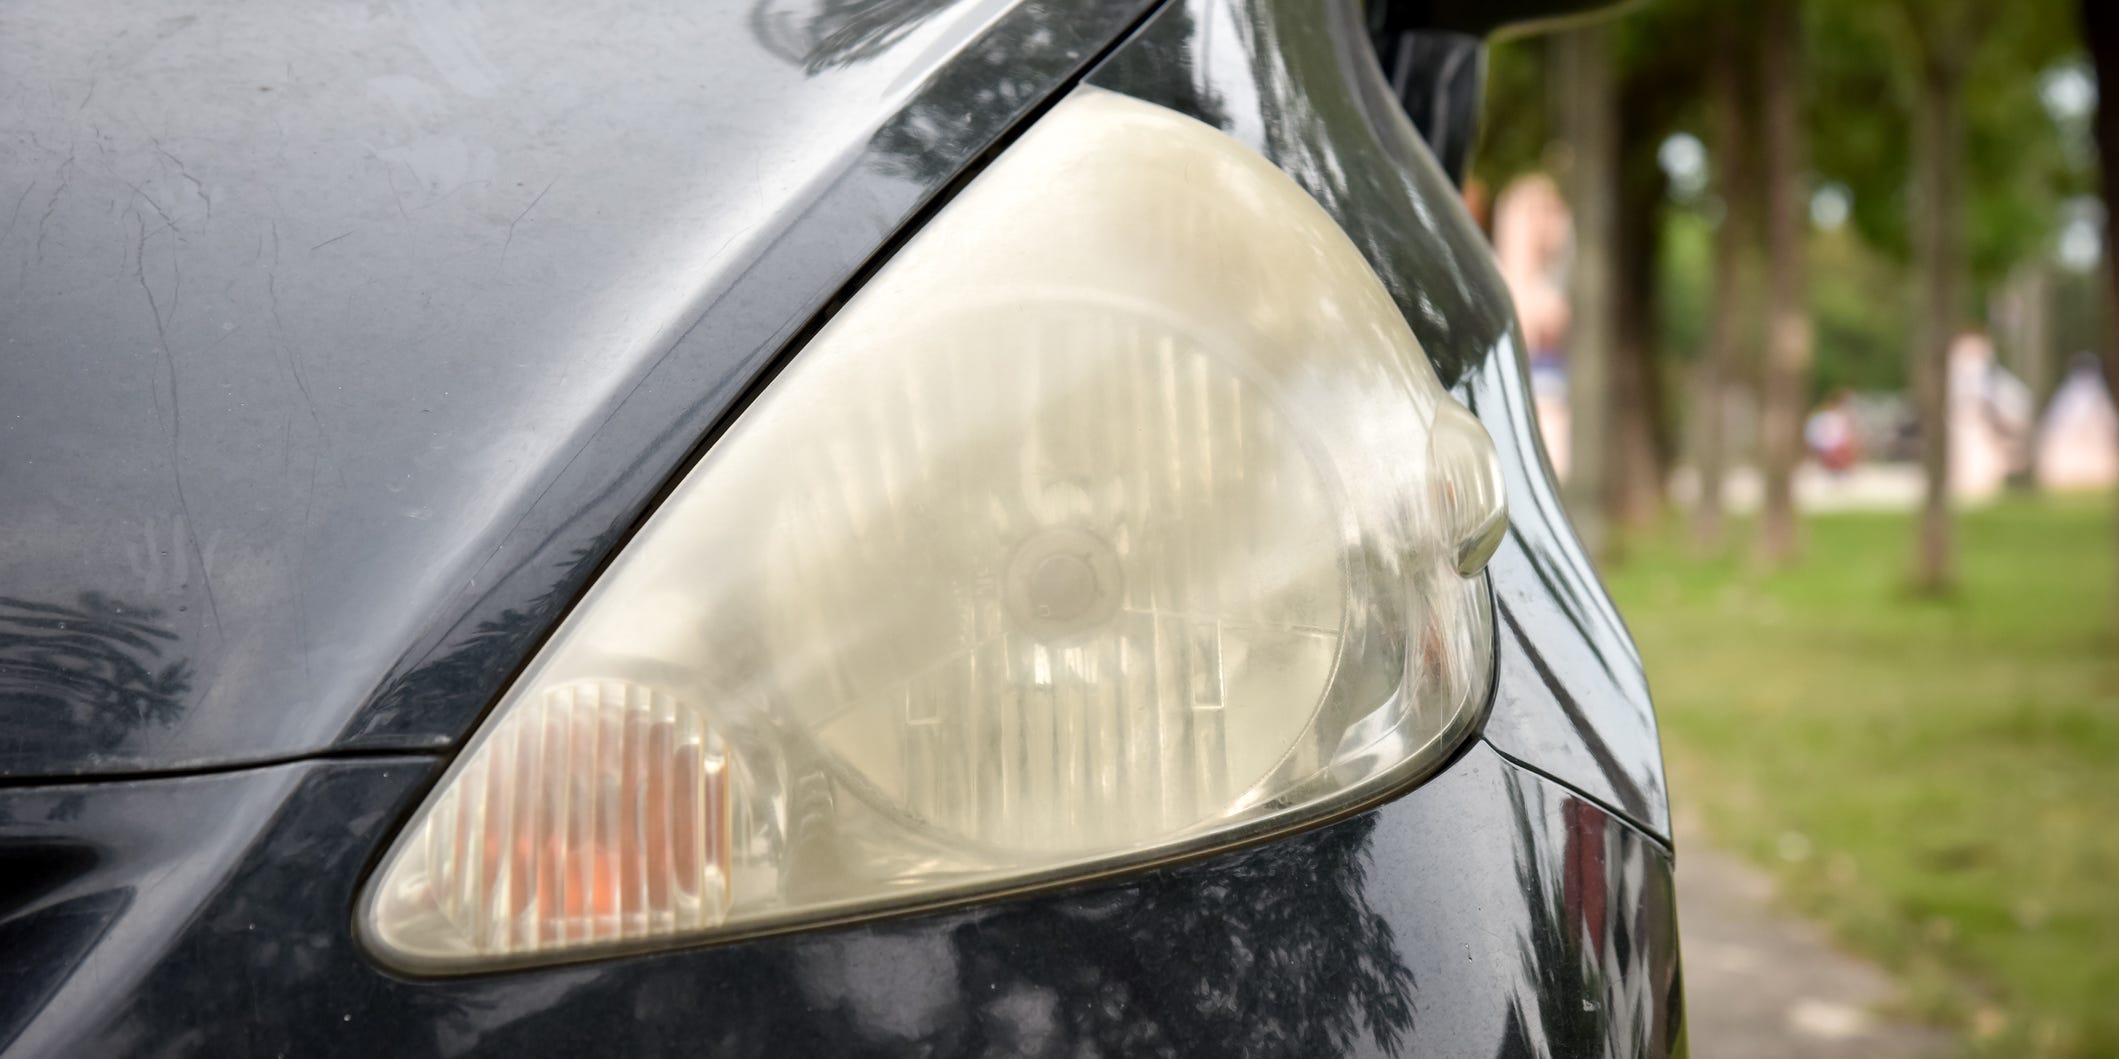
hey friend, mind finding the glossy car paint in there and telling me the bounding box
[0,0,1156,778]
[1366,24,1485,186]
[3,746,1677,1056]
[0,0,1681,1054]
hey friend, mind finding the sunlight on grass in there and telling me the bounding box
[1604,497,2119,1059]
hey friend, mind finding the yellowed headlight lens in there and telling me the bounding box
[363,88,1504,971]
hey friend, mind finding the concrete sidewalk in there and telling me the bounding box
[1675,815,1950,1059]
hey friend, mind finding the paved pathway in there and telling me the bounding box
[1675,814,1950,1059]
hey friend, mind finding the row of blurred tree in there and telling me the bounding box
[1475,0,2104,595]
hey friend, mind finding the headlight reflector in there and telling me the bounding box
[364,88,1505,971]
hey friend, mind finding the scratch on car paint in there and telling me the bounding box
[502,178,557,262]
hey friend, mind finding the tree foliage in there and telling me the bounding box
[1808,0,2083,288]
[1478,0,2094,420]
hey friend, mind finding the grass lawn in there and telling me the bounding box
[1603,496,2119,1059]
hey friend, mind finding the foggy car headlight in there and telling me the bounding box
[361,88,1505,971]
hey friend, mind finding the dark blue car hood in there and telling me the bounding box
[0,0,1154,778]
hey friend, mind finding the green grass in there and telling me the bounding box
[1603,497,2119,1058]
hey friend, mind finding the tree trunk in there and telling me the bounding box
[1694,12,1752,553]
[1756,0,1811,565]
[1909,61,1963,594]
[1610,102,1668,539]
[1557,26,1618,560]
[1610,307,1667,533]
[2001,265,2053,408]
[2082,0,2119,625]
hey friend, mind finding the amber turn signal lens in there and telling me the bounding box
[393,681,733,953]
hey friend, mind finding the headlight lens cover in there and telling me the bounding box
[362,88,1505,971]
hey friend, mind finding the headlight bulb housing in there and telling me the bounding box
[362,88,1506,971]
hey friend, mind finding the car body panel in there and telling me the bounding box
[0,0,1154,778]
[0,0,1682,1054]
[0,744,1680,1057]
[0,0,1667,843]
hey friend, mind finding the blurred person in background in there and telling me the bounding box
[1948,331,2035,500]
[2036,352,2119,490]
[1493,173,1574,478]
[1805,390,1864,473]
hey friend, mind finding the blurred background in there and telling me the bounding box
[1472,2,2117,1056]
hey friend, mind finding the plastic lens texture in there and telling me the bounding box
[364,88,1505,970]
